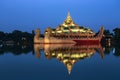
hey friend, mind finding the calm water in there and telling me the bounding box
[0,44,120,80]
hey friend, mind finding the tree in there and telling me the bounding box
[0,31,5,40]
[113,28,120,38]
[113,28,120,45]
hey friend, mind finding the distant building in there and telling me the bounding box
[34,12,104,44]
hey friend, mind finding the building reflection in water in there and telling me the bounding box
[34,43,104,74]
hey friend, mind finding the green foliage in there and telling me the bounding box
[104,30,110,35]
[0,31,5,41]
[0,30,34,45]
[113,28,120,38]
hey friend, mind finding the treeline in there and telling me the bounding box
[103,27,120,44]
[104,28,120,38]
[0,30,35,45]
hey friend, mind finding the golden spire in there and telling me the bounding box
[66,11,72,21]
[62,11,75,27]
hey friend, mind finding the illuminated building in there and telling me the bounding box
[34,12,104,44]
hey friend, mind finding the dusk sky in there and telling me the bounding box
[0,0,120,33]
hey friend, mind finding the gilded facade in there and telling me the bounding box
[34,12,104,44]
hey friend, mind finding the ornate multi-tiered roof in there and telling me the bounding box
[45,12,95,35]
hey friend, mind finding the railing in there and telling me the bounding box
[49,27,104,40]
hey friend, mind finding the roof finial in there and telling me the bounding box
[68,11,70,17]
[67,11,71,19]
[62,11,75,26]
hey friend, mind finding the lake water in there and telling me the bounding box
[0,44,120,80]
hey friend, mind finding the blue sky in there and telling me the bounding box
[0,0,120,33]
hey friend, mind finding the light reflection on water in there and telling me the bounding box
[0,43,120,80]
[34,43,104,74]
